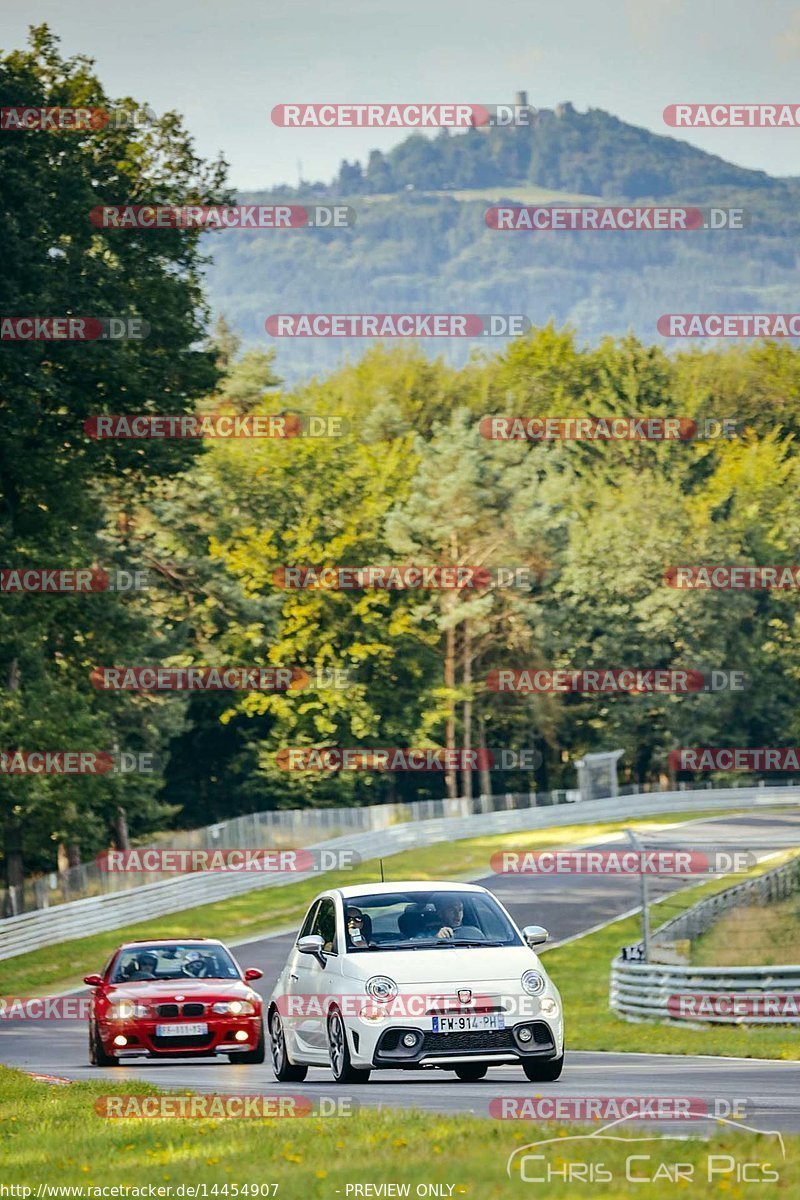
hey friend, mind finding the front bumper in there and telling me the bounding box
[367,1019,560,1068]
[98,1015,262,1057]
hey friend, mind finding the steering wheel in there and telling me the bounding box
[182,958,210,978]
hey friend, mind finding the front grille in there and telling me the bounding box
[154,1002,206,1018]
[421,1028,515,1055]
[152,1034,213,1049]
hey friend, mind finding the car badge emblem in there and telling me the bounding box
[175,995,185,1001]
[458,988,472,1004]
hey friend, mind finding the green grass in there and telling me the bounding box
[2,809,748,996]
[545,854,800,1060]
[691,892,800,966]
[1,1066,797,1195]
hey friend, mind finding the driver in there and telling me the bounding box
[124,951,158,980]
[431,897,483,940]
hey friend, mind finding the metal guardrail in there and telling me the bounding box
[610,855,800,1025]
[2,790,580,916]
[1,784,797,962]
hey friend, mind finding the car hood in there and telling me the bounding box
[104,979,254,1002]
[340,945,542,985]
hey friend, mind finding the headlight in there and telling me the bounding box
[521,970,546,996]
[108,1001,148,1020]
[540,996,559,1017]
[212,1000,256,1015]
[366,976,398,1002]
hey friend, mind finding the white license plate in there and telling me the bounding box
[430,1014,504,1033]
[155,1022,208,1037]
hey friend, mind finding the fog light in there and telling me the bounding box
[234,1030,249,1042]
[517,1027,533,1043]
[402,1033,417,1047]
[113,1035,128,1047]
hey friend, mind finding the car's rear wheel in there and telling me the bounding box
[89,1021,120,1067]
[453,1063,489,1082]
[230,1019,266,1064]
[521,1053,564,1082]
[269,1011,308,1082]
[327,1009,370,1084]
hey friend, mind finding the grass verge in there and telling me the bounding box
[0,1065,796,1195]
[691,892,800,966]
[2,808,749,996]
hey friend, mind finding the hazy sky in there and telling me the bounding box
[3,0,799,189]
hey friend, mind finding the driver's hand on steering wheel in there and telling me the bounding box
[436,926,454,939]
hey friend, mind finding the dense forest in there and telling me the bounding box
[3,31,800,884]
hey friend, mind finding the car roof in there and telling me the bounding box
[117,938,221,948]
[335,881,488,899]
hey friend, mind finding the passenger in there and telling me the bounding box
[345,906,371,948]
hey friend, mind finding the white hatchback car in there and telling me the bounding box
[268,881,564,1084]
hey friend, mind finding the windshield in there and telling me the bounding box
[342,890,521,952]
[110,943,241,982]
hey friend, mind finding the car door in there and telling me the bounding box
[289,896,340,1061]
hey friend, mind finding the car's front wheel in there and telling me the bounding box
[327,1009,371,1084]
[453,1063,488,1082]
[521,1053,564,1082]
[269,1011,308,1081]
[89,1022,120,1067]
[230,1019,266,1064]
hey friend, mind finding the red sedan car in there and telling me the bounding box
[85,938,265,1065]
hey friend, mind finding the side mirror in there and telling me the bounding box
[83,974,103,987]
[522,925,549,948]
[244,967,263,981]
[297,934,326,962]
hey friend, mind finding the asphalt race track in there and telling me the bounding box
[2,811,800,1131]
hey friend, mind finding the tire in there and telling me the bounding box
[521,1053,564,1082]
[269,1010,308,1082]
[90,1021,120,1067]
[327,1009,371,1084]
[230,1019,266,1064]
[453,1063,489,1082]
